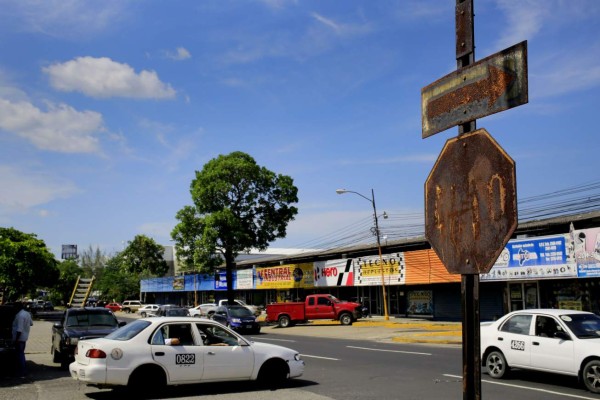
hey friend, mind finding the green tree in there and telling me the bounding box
[171,151,298,302]
[94,254,140,302]
[79,245,108,279]
[94,235,167,302]
[0,227,59,301]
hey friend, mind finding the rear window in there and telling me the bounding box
[66,310,117,327]
[105,320,151,341]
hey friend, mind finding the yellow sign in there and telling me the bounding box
[256,263,314,289]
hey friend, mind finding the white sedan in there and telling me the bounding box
[136,304,159,318]
[69,317,304,392]
[481,309,600,394]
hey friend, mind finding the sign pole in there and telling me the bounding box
[456,1,481,399]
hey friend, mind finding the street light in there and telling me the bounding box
[336,188,389,320]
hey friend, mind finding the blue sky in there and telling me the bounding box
[0,0,599,258]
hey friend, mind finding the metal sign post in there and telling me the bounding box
[421,1,527,399]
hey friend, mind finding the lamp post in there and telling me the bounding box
[336,188,389,320]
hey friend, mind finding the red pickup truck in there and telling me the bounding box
[266,294,363,327]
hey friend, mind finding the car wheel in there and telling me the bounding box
[140,312,146,317]
[51,346,60,363]
[129,365,166,395]
[125,308,131,314]
[583,359,600,394]
[339,313,353,326]
[486,350,509,379]
[257,359,289,388]
[278,315,291,328]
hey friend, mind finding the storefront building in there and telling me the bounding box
[141,222,600,320]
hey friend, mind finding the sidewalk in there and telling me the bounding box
[257,315,463,345]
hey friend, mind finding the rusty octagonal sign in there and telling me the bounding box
[425,128,517,274]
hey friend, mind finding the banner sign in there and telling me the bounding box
[313,259,354,287]
[255,263,314,289]
[572,227,600,277]
[214,271,228,290]
[480,235,576,281]
[173,276,184,290]
[236,269,253,289]
[354,253,405,286]
[407,290,433,315]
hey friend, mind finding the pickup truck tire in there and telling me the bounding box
[278,315,291,328]
[51,346,60,363]
[339,313,353,326]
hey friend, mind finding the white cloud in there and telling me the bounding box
[0,165,80,214]
[43,57,177,99]
[166,47,192,61]
[0,98,104,153]
[494,0,549,50]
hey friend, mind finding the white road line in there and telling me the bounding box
[443,374,596,399]
[347,346,432,356]
[301,354,340,361]
[250,337,296,343]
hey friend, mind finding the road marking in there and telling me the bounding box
[443,374,596,399]
[250,337,296,343]
[347,346,432,356]
[301,354,340,361]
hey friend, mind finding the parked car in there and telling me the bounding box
[69,317,304,392]
[187,304,220,318]
[211,305,261,334]
[51,307,126,368]
[155,304,189,317]
[481,309,600,394]
[121,300,144,314]
[137,304,160,317]
[43,301,54,311]
[104,302,122,312]
[217,299,261,316]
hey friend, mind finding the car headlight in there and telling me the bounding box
[231,318,242,323]
[294,353,302,361]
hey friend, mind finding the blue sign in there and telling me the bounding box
[481,235,576,281]
[215,272,228,290]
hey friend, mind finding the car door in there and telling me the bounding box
[529,315,575,374]
[196,323,254,381]
[495,314,533,368]
[150,322,205,383]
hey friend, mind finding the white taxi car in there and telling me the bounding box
[481,309,600,394]
[69,317,304,391]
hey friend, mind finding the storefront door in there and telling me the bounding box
[508,282,539,311]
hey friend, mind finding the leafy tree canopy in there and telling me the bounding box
[0,227,59,301]
[171,151,298,300]
[118,235,169,277]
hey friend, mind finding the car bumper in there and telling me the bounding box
[288,359,305,378]
[70,361,108,385]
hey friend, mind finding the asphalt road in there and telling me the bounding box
[0,313,597,400]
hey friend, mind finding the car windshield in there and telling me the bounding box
[66,312,117,327]
[229,307,253,317]
[328,295,340,303]
[105,320,151,341]
[560,313,600,339]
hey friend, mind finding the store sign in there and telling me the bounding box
[313,259,354,287]
[255,263,314,289]
[236,269,253,289]
[354,253,405,286]
[214,272,228,290]
[572,227,600,277]
[407,290,433,315]
[480,235,576,281]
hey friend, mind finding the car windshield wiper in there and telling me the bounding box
[90,323,117,327]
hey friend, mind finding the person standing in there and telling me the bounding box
[12,302,33,379]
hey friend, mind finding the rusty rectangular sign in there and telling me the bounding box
[421,41,528,138]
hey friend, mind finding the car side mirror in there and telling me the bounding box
[118,321,127,327]
[327,300,332,306]
[554,331,570,340]
[53,322,63,328]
